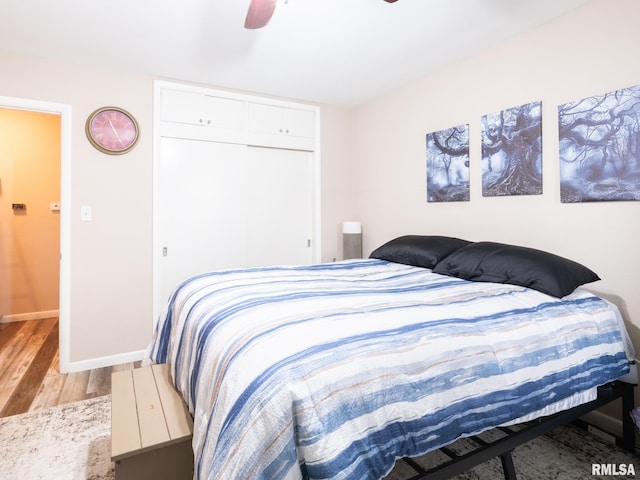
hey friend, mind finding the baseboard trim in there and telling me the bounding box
[64,349,147,374]
[0,310,60,323]
[581,410,622,437]
[581,409,640,449]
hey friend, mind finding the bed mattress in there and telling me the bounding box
[146,259,633,480]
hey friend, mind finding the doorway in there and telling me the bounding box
[0,108,60,318]
[0,96,71,372]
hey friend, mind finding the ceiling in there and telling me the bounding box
[0,0,591,107]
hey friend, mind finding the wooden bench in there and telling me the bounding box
[111,364,194,480]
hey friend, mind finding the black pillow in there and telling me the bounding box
[432,241,600,298]
[370,235,472,269]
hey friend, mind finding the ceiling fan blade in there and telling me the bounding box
[245,0,277,29]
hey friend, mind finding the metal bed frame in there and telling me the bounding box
[400,381,636,480]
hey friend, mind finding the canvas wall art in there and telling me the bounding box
[558,85,640,202]
[481,100,542,197]
[426,124,470,202]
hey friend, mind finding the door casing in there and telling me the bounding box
[0,96,71,373]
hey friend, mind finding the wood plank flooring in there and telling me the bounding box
[0,317,138,418]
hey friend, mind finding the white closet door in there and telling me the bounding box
[156,137,247,307]
[246,147,312,267]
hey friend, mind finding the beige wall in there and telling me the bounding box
[0,108,60,317]
[351,0,640,355]
[0,53,155,367]
[319,105,356,262]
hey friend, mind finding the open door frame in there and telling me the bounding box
[0,96,72,373]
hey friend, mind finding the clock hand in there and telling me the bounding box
[107,118,125,145]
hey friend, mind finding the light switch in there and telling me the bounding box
[80,205,92,221]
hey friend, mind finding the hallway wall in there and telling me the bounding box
[0,108,61,319]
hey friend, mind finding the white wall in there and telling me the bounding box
[351,0,640,357]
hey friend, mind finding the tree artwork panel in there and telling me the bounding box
[481,101,543,197]
[426,124,470,202]
[558,85,640,202]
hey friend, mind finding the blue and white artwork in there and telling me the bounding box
[426,124,470,202]
[481,101,542,197]
[558,85,640,202]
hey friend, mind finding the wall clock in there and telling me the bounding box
[85,106,140,155]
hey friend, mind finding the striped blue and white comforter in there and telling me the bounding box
[146,259,633,480]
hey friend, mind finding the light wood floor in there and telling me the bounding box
[0,317,137,418]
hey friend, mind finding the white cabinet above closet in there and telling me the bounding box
[248,102,316,151]
[157,86,316,149]
[159,89,247,143]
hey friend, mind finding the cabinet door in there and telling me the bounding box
[282,107,316,138]
[161,89,206,125]
[245,147,313,267]
[161,89,245,129]
[204,95,245,130]
[247,103,316,150]
[156,137,248,308]
[247,102,282,135]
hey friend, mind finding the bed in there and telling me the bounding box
[145,236,636,480]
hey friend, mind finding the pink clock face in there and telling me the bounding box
[88,108,139,154]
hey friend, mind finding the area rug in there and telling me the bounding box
[0,395,114,480]
[0,395,636,480]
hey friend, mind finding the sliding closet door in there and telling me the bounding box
[245,146,312,267]
[156,137,247,307]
